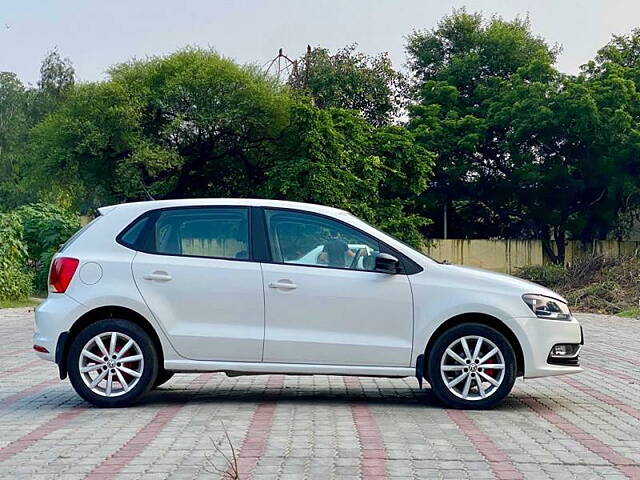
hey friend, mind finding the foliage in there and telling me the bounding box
[0,298,39,309]
[289,45,406,126]
[2,11,640,267]
[407,10,640,262]
[11,203,81,292]
[24,48,434,245]
[515,264,566,288]
[38,48,75,97]
[262,103,433,245]
[0,213,33,300]
[617,308,640,318]
[0,265,33,302]
[0,213,28,268]
[27,49,293,211]
[517,254,640,314]
[15,203,82,260]
[1,49,77,209]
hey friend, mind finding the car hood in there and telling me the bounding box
[435,263,568,303]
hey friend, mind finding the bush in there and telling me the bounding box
[15,203,81,259]
[35,250,56,293]
[0,213,33,300]
[515,263,567,288]
[14,203,81,293]
[0,265,33,301]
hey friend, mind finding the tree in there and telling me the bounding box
[0,72,31,208]
[38,48,75,98]
[263,103,433,245]
[407,10,559,240]
[408,10,640,262]
[289,45,405,126]
[27,48,293,210]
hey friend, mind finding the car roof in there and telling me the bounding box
[98,198,350,218]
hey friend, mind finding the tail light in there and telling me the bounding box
[49,257,80,293]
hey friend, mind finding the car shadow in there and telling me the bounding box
[3,377,532,413]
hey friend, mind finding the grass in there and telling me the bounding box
[617,308,640,319]
[0,298,40,309]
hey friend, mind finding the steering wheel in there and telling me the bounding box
[349,248,364,269]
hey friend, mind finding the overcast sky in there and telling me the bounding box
[2,0,640,85]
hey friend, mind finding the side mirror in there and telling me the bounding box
[374,252,399,274]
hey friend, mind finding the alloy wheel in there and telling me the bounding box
[440,335,506,401]
[78,331,145,397]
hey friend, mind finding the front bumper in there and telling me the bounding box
[517,315,584,378]
[33,293,88,363]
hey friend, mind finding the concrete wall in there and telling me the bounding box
[422,239,640,273]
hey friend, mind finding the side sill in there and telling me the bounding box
[164,360,414,378]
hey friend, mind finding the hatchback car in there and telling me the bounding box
[34,199,583,408]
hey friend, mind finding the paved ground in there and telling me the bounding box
[1,309,639,480]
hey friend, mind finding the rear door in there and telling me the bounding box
[128,206,264,362]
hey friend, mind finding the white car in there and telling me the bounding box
[34,199,583,408]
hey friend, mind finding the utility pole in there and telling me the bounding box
[443,202,448,239]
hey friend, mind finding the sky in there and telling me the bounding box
[2,0,640,86]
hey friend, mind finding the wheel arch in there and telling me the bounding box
[57,305,165,380]
[422,313,525,378]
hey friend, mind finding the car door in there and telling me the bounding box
[260,208,414,367]
[128,206,264,362]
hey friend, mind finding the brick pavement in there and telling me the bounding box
[0,307,639,479]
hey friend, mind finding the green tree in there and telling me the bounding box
[27,48,293,210]
[407,10,559,240]
[408,10,640,262]
[0,72,30,208]
[263,102,433,245]
[289,45,405,126]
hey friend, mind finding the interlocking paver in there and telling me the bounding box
[1,308,640,479]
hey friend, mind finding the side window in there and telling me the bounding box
[119,207,250,260]
[154,208,249,259]
[264,209,379,271]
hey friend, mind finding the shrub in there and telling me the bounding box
[14,203,81,293]
[0,265,33,301]
[35,250,56,293]
[515,263,567,288]
[0,213,33,300]
[15,203,82,259]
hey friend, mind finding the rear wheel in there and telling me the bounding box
[427,323,516,409]
[67,319,158,407]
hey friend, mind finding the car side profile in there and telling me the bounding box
[34,199,583,408]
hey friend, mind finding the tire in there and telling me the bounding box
[67,319,159,408]
[153,370,175,389]
[427,323,517,409]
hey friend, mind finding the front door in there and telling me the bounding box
[130,206,264,362]
[260,208,414,367]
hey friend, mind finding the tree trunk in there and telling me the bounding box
[541,234,560,265]
[553,226,566,265]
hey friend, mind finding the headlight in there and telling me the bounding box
[522,294,571,321]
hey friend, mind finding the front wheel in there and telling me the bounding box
[67,319,159,407]
[427,323,517,409]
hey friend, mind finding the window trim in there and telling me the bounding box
[116,205,254,263]
[257,206,422,275]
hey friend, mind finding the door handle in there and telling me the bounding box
[143,271,172,282]
[268,281,297,290]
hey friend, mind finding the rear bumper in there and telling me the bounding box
[518,315,584,378]
[33,294,88,363]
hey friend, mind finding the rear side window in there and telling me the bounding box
[118,207,250,260]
